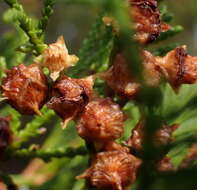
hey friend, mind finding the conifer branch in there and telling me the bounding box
[12,146,87,161]
[13,108,55,148]
[160,5,173,23]
[39,0,56,36]
[155,25,184,43]
[70,14,114,77]
[4,0,47,55]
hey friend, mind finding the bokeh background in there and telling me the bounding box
[1,0,197,54]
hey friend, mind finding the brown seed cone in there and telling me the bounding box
[154,124,179,146]
[76,98,125,142]
[142,50,162,86]
[129,0,170,44]
[127,120,144,151]
[159,47,197,89]
[100,54,140,99]
[102,46,197,97]
[127,120,178,150]
[78,150,142,190]
[156,156,175,172]
[0,117,12,155]
[47,75,94,127]
[2,64,48,115]
[143,47,197,90]
[42,36,79,81]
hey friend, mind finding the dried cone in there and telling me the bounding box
[2,64,48,115]
[127,120,178,150]
[158,46,197,89]
[47,75,94,128]
[0,117,12,154]
[100,54,140,99]
[154,124,178,146]
[142,51,162,86]
[143,46,197,90]
[127,120,144,151]
[76,98,125,142]
[129,0,170,44]
[156,156,175,172]
[101,46,197,95]
[78,149,142,190]
[42,36,79,81]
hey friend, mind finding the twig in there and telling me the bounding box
[11,146,87,162]
[39,0,56,36]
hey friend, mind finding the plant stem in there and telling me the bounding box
[10,146,87,162]
[39,0,56,37]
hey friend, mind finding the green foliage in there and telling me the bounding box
[14,107,55,148]
[39,0,56,37]
[155,25,184,43]
[4,0,47,54]
[70,15,114,77]
[0,57,7,81]
[12,146,87,161]
[160,4,173,23]
[0,30,26,67]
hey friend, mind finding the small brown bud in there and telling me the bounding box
[42,36,79,81]
[127,120,178,150]
[127,120,144,151]
[142,50,162,86]
[2,64,48,115]
[161,23,171,32]
[154,124,178,146]
[156,156,175,172]
[102,16,119,34]
[78,150,142,190]
[47,75,94,128]
[100,54,140,99]
[0,117,12,153]
[76,98,125,142]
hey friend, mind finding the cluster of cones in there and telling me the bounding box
[1,0,197,189]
